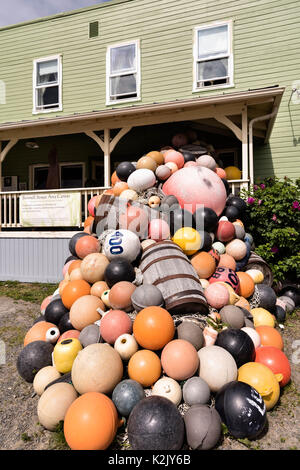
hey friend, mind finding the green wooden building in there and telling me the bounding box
[0,0,299,230]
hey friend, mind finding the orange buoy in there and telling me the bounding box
[146,151,165,166]
[112,181,129,197]
[70,295,104,330]
[191,251,216,279]
[84,216,94,229]
[218,254,236,271]
[90,281,109,298]
[109,281,136,311]
[133,306,175,350]
[61,280,91,310]
[128,350,161,387]
[64,392,120,450]
[255,326,284,350]
[75,235,100,259]
[161,339,199,381]
[236,271,255,298]
[24,321,59,346]
[111,171,121,186]
[68,260,82,275]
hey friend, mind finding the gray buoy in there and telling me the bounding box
[177,321,204,351]
[184,404,221,450]
[183,377,211,406]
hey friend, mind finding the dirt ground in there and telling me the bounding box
[0,295,299,451]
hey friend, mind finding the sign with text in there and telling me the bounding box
[20,192,81,227]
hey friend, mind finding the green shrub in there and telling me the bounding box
[241,177,300,283]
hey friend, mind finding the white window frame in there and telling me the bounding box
[193,20,234,93]
[33,54,63,114]
[106,39,141,105]
[29,162,85,190]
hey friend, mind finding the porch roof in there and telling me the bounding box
[0,86,284,142]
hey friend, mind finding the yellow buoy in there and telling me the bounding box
[238,362,281,410]
[251,307,275,328]
[172,227,201,256]
[53,338,82,373]
[225,166,242,180]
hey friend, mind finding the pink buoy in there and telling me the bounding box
[164,150,185,169]
[88,195,100,217]
[148,219,170,241]
[204,283,229,309]
[100,309,132,344]
[184,161,198,168]
[41,295,52,314]
[162,167,227,215]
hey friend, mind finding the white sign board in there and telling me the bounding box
[20,192,81,227]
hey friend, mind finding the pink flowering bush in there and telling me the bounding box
[241,177,300,283]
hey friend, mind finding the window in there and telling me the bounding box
[29,163,85,190]
[193,22,233,91]
[33,55,62,113]
[89,21,99,39]
[107,40,140,104]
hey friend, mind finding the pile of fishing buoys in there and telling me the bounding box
[16,131,298,451]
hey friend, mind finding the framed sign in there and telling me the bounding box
[20,191,81,227]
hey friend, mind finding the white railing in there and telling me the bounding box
[0,186,109,229]
[0,179,249,230]
[228,179,249,196]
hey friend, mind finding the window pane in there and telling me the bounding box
[110,74,137,98]
[34,167,48,190]
[37,86,59,109]
[61,165,83,188]
[37,59,58,85]
[198,25,228,59]
[197,58,228,81]
[110,44,136,73]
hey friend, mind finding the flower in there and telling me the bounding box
[271,246,279,253]
[260,183,266,189]
[247,197,255,205]
[292,201,300,210]
[272,214,277,221]
[253,185,258,191]
[258,199,262,206]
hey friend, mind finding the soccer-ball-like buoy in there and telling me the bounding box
[127,396,185,450]
[103,230,141,263]
[215,381,267,439]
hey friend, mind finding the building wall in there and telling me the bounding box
[0,0,300,181]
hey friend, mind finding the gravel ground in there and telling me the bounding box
[0,295,299,451]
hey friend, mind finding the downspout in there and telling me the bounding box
[248,107,278,185]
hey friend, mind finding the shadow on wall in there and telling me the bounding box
[253,140,275,183]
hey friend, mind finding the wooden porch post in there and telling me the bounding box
[103,128,110,188]
[0,141,2,230]
[241,106,249,190]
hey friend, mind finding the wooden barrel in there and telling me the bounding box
[139,240,208,315]
[242,251,274,287]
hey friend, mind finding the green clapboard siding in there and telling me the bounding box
[0,0,300,181]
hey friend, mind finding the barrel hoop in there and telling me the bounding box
[167,297,207,311]
[164,289,205,303]
[141,255,190,274]
[152,274,201,286]
[141,243,184,262]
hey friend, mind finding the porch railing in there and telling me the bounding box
[0,179,249,230]
[0,187,109,229]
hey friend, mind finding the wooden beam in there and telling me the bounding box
[110,127,132,153]
[213,114,243,141]
[103,129,111,187]
[85,130,105,152]
[0,138,18,163]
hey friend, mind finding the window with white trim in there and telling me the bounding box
[194,22,233,90]
[107,41,140,104]
[33,55,62,113]
[29,162,85,190]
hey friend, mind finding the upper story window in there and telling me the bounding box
[193,21,233,91]
[33,55,62,114]
[106,40,140,104]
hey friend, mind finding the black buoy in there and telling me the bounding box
[169,208,194,235]
[193,207,218,233]
[17,341,54,383]
[227,196,247,214]
[116,161,136,181]
[181,150,196,163]
[224,205,241,222]
[256,284,277,312]
[215,381,267,439]
[127,396,184,450]
[58,313,75,334]
[215,328,255,368]
[104,259,135,288]
[200,231,213,252]
[45,299,69,326]
[279,285,300,307]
